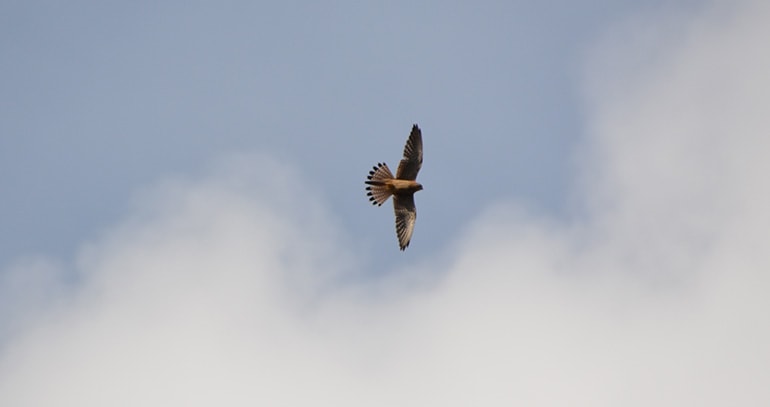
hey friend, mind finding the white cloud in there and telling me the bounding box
[2,1,770,405]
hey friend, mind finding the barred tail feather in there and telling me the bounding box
[365,162,394,206]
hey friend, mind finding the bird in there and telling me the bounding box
[365,124,424,250]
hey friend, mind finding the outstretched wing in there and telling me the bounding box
[393,193,417,250]
[396,124,423,180]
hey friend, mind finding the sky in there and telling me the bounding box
[1,0,769,405]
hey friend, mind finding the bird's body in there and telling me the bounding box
[365,124,424,250]
[368,178,422,193]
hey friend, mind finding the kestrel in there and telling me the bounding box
[365,124,424,250]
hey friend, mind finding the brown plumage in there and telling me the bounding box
[365,124,423,250]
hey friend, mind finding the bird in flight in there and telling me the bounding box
[365,124,424,250]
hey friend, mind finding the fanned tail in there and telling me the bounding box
[365,162,394,206]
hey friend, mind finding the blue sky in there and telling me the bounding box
[1,0,681,266]
[2,0,770,405]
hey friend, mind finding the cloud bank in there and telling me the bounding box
[2,1,769,405]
